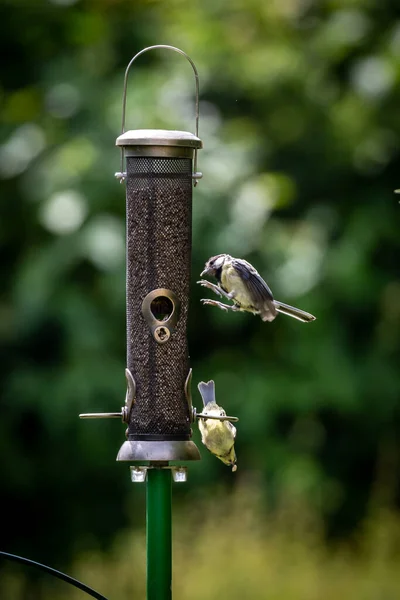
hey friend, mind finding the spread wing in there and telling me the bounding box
[231,258,277,321]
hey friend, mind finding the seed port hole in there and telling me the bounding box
[150,296,174,322]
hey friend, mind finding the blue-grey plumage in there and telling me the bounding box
[199,253,316,323]
[197,380,237,472]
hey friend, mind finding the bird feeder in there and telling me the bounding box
[80,45,203,600]
[115,46,202,465]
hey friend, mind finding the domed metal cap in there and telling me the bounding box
[116,129,202,149]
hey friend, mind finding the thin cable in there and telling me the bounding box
[0,551,109,600]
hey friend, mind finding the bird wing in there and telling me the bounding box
[231,258,277,321]
[226,420,237,438]
[231,258,274,303]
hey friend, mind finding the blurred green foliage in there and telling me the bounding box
[4,492,400,600]
[1,0,400,597]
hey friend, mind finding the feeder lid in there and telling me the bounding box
[116,129,202,149]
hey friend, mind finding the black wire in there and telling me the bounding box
[0,551,109,600]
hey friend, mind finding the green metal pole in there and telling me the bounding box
[147,466,172,600]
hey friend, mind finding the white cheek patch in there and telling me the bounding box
[213,256,226,269]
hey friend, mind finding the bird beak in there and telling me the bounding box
[200,267,208,277]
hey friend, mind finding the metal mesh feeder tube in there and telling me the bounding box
[116,129,202,463]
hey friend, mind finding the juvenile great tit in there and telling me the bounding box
[197,380,237,472]
[198,253,316,323]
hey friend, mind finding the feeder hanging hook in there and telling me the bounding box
[115,44,202,185]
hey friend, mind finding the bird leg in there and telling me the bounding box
[201,299,240,313]
[198,280,239,312]
[197,280,234,301]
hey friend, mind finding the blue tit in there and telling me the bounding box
[197,380,237,472]
[198,253,316,323]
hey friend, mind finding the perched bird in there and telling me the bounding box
[198,253,316,323]
[197,380,237,472]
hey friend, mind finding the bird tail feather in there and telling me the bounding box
[198,380,216,407]
[274,300,316,323]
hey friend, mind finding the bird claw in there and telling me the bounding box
[201,299,232,312]
[197,279,225,298]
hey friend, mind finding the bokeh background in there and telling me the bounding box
[1,0,400,598]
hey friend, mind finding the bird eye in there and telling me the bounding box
[219,411,224,417]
